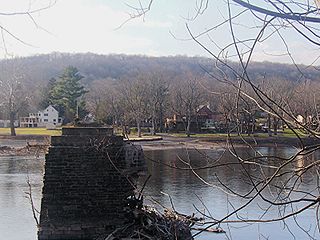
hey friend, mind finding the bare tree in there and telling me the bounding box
[86,78,116,123]
[171,74,204,137]
[0,61,29,136]
[0,1,56,135]
[123,1,320,239]
[118,76,150,137]
[0,1,56,57]
[145,72,169,135]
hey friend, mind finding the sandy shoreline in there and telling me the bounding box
[1,134,319,155]
[139,139,225,151]
[134,135,319,151]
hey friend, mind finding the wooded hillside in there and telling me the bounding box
[1,52,318,86]
[0,52,318,124]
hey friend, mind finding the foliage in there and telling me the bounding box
[39,77,57,109]
[48,66,88,122]
[0,53,319,88]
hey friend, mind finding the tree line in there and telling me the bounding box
[85,71,320,137]
[1,54,320,136]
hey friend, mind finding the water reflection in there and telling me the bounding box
[142,147,320,240]
[0,146,319,240]
[0,156,43,240]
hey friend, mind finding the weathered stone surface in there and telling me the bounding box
[38,128,144,240]
[62,127,113,136]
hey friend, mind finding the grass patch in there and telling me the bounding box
[282,128,307,138]
[168,130,308,139]
[0,128,61,136]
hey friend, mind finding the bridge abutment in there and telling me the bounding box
[38,127,144,240]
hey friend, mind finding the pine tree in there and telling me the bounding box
[50,66,88,123]
[39,77,56,109]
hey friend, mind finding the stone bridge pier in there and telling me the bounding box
[38,127,145,240]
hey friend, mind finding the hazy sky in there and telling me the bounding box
[1,0,319,65]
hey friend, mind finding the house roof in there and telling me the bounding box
[197,105,213,115]
[40,105,59,113]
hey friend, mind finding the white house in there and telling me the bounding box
[20,105,63,128]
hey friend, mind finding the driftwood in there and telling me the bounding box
[191,227,225,233]
[0,142,49,156]
[99,206,195,240]
[0,146,13,152]
[95,188,225,240]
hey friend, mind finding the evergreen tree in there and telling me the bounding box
[49,66,88,123]
[39,77,56,109]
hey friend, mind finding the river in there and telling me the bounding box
[0,142,319,240]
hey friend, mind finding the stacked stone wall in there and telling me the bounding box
[38,128,137,240]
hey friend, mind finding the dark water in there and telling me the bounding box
[0,155,43,240]
[0,146,319,240]
[142,147,320,240]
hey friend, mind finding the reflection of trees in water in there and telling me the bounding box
[142,147,320,238]
[0,156,43,207]
[0,156,43,222]
[122,0,320,238]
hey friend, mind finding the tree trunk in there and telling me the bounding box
[151,107,156,135]
[10,111,16,136]
[159,105,164,133]
[151,117,156,136]
[137,119,142,138]
[273,116,278,135]
[267,113,272,137]
[121,122,126,138]
[252,115,255,134]
[247,116,251,136]
[239,120,243,135]
[186,117,191,137]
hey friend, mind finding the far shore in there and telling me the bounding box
[138,134,320,151]
[0,132,319,155]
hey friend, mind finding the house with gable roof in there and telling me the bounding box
[20,105,63,128]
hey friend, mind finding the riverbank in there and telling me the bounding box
[1,132,319,153]
[138,134,320,150]
[200,135,319,147]
[0,135,49,140]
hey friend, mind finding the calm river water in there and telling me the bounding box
[0,141,319,240]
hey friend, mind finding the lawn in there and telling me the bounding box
[0,127,305,138]
[282,128,308,138]
[0,128,62,136]
[168,128,308,139]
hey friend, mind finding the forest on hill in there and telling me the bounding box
[0,52,318,87]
